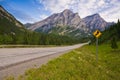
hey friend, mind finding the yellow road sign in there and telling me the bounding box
[93,30,102,38]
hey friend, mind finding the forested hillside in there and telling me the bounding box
[91,19,120,44]
[100,19,120,43]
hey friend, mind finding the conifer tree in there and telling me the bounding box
[111,37,118,50]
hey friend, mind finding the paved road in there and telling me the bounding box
[0,43,88,79]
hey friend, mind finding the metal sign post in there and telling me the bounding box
[96,38,98,62]
[93,30,102,62]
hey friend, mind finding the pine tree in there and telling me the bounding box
[111,37,118,50]
[118,19,120,24]
[117,19,120,38]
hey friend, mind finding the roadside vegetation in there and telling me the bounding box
[6,42,120,80]
[91,19,120,44]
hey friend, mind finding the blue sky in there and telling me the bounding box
[0,0,120,24]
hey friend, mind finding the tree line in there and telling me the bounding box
[0,32,82,45]
[101,19,120,49]
[90,19,120,49]
[99,19,120,43]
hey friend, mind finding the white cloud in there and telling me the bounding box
[40,0,74,13]
[40,14,48,20]
[99,0,120,22]
[97,0,105,7]
[100,7,120,22]
[38,0,120,22]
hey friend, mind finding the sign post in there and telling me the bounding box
[93,30,102,62]
[96,38,98,62]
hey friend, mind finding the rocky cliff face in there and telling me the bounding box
[27,9,88,37]
[0,5,24,28]
[25,10,114,37]
[83,13,114,32]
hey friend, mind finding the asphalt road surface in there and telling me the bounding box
[0,43,88,79]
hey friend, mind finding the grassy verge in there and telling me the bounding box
[6,43,120,80]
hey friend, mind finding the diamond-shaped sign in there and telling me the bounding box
[93,30,102,38]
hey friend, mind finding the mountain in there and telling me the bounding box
[0,5,26,35]
[24,23,32,28]
[0,5,28,44]
[83,13,114,32]
[0,6,84,45]
[26,10,114,37]
[0,5,24,28]
[26,9,88,37]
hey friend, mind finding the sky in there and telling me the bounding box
[0,0,120,24]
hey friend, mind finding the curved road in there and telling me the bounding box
[0,43,88,79]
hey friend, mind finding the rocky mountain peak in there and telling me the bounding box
[83,13,114,32]
[62,9,73,14]
[92,13,100,17]
[92,13,104,20]
[25,9,114,37]
[84,13,102,20]
[27,9,88,37]
[28,9,87,29]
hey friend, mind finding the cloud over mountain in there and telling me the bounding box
[38,0,120,22]
[0,0,120,23]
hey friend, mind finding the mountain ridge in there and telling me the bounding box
[0,5,26,35]
[28,9,87,30]
[1,5,113,38]
[0,5,23,28]
[83,13,114,32]
[26,9,89,37]
[25,9,114,37]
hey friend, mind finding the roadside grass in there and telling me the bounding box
[6,42,120,80]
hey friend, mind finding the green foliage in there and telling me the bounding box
[91,19,120,44]
[99,19,120,44]
[5,76,14,80]
[111,37,118,49]
[0,17,25,35]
